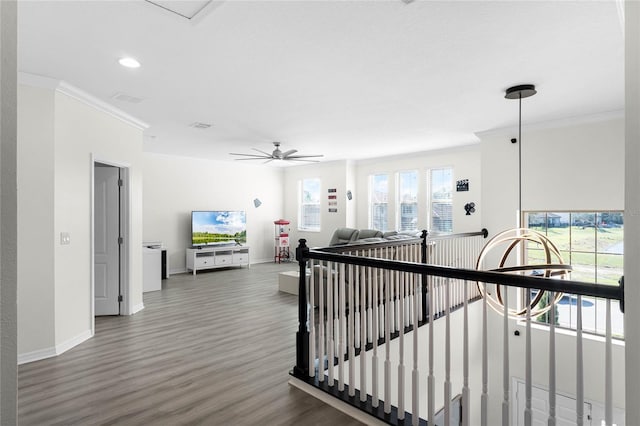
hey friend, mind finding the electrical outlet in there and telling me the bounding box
[60,232,71,245]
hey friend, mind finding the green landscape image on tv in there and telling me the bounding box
[192,210,247,246]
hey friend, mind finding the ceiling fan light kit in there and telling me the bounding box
[230,142,323,163]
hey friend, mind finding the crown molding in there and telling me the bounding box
[18,72,149,131]
[476,110,624,139]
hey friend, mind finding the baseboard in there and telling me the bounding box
[56,329,93,356]
[18,346,57,365]
[288,378,387,426]
[131,303,145,314]
[18,329,93,365]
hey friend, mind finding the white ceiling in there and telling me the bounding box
[17,0,625,165]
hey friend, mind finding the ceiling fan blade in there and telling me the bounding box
[286,158,322,163]
[234,157,269,161]
[251,148,273,156]
[230,153,270,158]
[285,154,324,159]
[282,149,298,157]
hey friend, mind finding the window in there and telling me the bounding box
[429,168,453,233]
[299,178,321,231]
[369,174,389,231]
[524,211,624,337]
[397,171,418,231]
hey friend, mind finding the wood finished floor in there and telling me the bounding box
[18,263,363,426]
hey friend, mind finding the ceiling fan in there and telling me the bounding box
[230,142,323,163]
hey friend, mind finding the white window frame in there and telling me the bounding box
[369,173,389,231]
[428,167,453,233]
[522,210,624,338]
[298,178,321,232]
[396,170,419,232]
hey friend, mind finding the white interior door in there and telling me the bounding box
[94,164,120,315]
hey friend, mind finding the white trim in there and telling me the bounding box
[19,328,94,365]
[288,378,388,426]
[18,72,148,130]
[131,303,145,315]
[17,346,57,365]
[56,329,93,356]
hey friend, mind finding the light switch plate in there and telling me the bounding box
[60,232,71,245]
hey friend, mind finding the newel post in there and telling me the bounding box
[420,230,429,323]
[294,239,310,377]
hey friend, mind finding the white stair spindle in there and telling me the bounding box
[360,263,367,402]
[503,284,510,426]
[428,275,435,426]
[481,282,488,426]
[309,260,316,378]
[412,274,420,426]
[548,291,556,426]
[462,280,470,426]
[367,251,373,344]
[384,269,392,414]
[348,265,355,397]
[577,295,584,426]
[372,266,380,407]
[605,298,612,426]
[398,273,406,420]
[525,289,532,426]
[444,278,451,426]
[355,262,360,349]
[338,263,345,392]
[328,262,335,385]
[318,260,325,383]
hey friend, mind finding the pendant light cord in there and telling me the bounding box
[518,93,522,228]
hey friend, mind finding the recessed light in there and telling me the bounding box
[119,57,141,68]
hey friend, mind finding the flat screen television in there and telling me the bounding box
[191,210,247,246]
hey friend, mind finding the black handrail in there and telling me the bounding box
[302,248,623,302]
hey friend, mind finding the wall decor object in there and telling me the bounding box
[456,179,469,192]
[346,190,353,200]
[328,188,337,193]
[328,195,336,200]
[253,198,262,208]
[464,202,476,215]
[328,208,338,213]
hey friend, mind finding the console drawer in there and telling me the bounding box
[215,254,233,265]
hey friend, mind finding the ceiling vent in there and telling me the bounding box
[190,122,212,129]
[111,92,144,104]
[145,1,213,20]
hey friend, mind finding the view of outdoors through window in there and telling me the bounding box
[370,174,389,231]
[525,211,624,337]
[430,168,453,233]
[398,171,418,231]
[300,178,321,231]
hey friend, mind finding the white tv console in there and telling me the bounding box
[186,245,250,275]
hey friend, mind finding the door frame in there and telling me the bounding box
[90,154,131,334]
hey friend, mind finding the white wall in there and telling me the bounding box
[16,85,55,354]
[480,116,626,424]
[17,77,145,362]
[142,153,284,271]
[355,145,482,234]
[53,89,145,344]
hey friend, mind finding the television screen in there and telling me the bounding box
[191,211,247,246]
